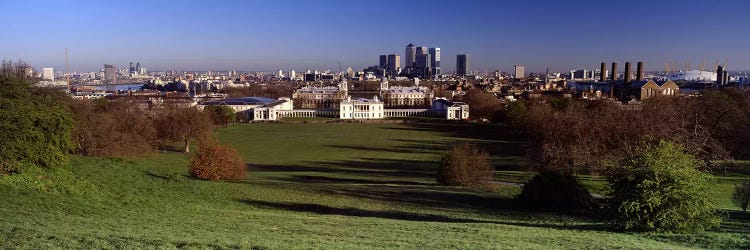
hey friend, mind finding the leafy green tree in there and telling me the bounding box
[503,100,527,127]
[732,181,750,212]
[606,141,720,232]
[460,88,501,121]
[205,105,236,127]
[0,75,73,168]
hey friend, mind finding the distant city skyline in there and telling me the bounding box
[1,0,749,73]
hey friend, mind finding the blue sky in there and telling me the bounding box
[1,0,748,73]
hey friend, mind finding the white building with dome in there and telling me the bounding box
[667,70,716,82]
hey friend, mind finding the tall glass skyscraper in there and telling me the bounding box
[429,48,440,76]
[456,54,469,76]
[405,43,416,68]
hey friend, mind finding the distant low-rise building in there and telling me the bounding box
[432,98,469,120]
[292,80,348,109]
[381,79,434,108]
[613,79,679,102]
[253,98,294,121]
[198,97,276,113]
[339,96,384,119]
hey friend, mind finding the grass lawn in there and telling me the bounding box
[1,122,748,249]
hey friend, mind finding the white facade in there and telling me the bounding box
[253,98,294,121]
[71,91,112,100]
[42,67,54,81]
[339,96,384,119]
[432,98,470,120]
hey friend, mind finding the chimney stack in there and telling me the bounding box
[611,62,618,81]
[600,62,606,82]
[724,70,729,85]
[717,65,724,85]
[624,62,632,83]
[636,61,644,81]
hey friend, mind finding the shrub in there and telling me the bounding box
[0,75,73,168]
[518,170,596,213]
[606,141,721,232]
[732,181,750,212]
[189,141,247,180]
[436,142,493,188]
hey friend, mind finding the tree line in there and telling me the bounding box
[0,62,241,165]
[437,87,750,232]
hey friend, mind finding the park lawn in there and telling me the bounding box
[1,123,748,249]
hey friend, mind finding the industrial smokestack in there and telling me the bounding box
[611,62,618,80]
[624,62,632,83]
[600,62,606,82]
[636,61,644,81]
[717,65,724,85]
[724,70,729,85]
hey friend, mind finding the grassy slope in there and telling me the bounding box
[0,123,748,249]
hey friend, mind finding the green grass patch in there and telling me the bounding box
[1,123,748,249]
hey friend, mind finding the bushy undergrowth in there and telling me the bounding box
[436,142,494,189]
[518,170,596,213]
[0,75,73,169]
[0,161,98,196]
[189,141,247,181]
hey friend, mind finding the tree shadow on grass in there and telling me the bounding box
[281,175,433,186]
[326,144,446,155]
[384,122,525,143]
[249,158,437,179]
[717,209,750,234]
[237,199,606,231]
[239,199,489,223]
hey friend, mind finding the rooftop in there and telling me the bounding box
[202,97,275,106]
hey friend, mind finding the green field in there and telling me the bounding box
[1,123,748,249]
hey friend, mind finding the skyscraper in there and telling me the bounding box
[429,48,441,76]
[379,55,388,69]
[42,67,54,81]
[416,46,429,56]
[135,62,141,74]
[387,54,400,76]
[129,62,135,74]
[456,54,469,76]
[415,54,431,78]
[514,65,525,79]
[405,43,416,68]
[104,64,117,83]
